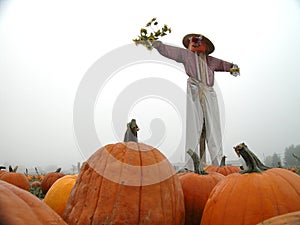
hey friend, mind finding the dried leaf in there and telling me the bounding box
[140,28,147,34]
[133,18,171,50]
[155,30,161,36]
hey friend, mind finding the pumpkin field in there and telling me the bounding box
[1,0,300,224]
[1,138,300,225]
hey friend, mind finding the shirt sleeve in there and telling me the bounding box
[207,55,234,72]
[152,41,187,63]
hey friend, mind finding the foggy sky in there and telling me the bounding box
[0,0,299,172]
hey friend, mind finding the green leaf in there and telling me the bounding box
[155,30,161,36]
[132,39,139,45]
[133,18,171,51]
[140,28,147,34]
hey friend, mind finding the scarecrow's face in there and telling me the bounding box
[188,36,207,53]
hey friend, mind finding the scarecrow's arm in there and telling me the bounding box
[152,41,187,63]
[207,56,240,76]
[207,56,233,72]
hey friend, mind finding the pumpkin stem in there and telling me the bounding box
[55,168,62,173]
[35,167,40,176]
[13,166,18,172]
[234,143,270,174]
[8,165,17,172]
[252,153,271,170]
[220,155,226,167]
[124,119,139,142]
[0,166,6,170]
[187,149,208,175]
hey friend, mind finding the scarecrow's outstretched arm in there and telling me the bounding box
[153,41,187,63]
[207,55,240,76]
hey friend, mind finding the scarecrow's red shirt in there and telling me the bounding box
[153,41,233,87]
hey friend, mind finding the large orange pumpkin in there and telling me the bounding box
[43,174,78,217]
[63,142,185,225]
[179,149,224,225]
[256,211,300,224]
[0,180,67,225]
[0,166,30,191]
[201,143,300,225]
[41,168,65,194]
[204,155,241,176]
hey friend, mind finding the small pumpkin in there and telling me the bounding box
[41,168,65,194]
[201,143,300,225]
[256,211,300,224]
[26,174,33,181]
[31,180,41,188]
[36,174,45,181]
[0,165,30,191]
[179,149,224,225]
[0,180,67,225]
[24,168,33,181]
[289,167,300,174]
[204,155,241,176]
[63,120,185,225]
[33,167,45,181]
[30,180,44,199]
[43,174,78,217]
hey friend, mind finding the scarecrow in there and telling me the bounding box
[134,19,240,166]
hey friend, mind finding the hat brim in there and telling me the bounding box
[182,33,215,54]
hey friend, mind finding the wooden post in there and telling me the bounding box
[77,162,81,173]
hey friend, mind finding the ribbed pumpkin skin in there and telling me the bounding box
[0,180,67,225]
[179,172,224,225]
[201,168,300,225]
[256,211,300,224]
[41,171,65,194]
[63,142,185,225]
[0,170,6,177]
[43,174,78,216]
[204,165,241,176]
[0,171,30,191]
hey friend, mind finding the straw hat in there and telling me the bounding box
[182,33,215,54]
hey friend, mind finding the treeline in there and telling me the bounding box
[264,144,300,168]
[0,163,81,175]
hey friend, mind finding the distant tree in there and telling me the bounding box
[284,144,300,167]
[293,153,300,162]
[263,153,282,167]
[272,153,282,167]
[264,155,273,167]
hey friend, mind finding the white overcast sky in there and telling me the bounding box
[0,0,299,170]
